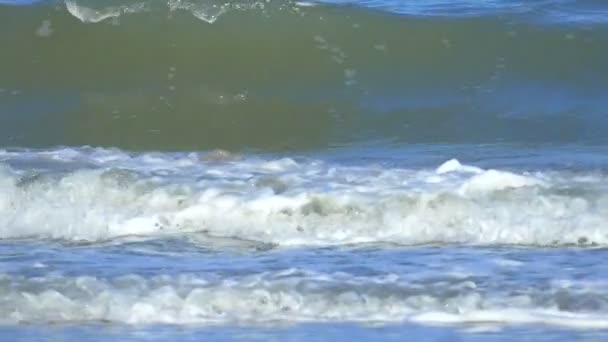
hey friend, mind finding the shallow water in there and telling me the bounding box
[1,0,608,340]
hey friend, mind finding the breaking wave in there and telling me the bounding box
[1,149,607,246]
[0,1,607,150]
[2,270,608,328]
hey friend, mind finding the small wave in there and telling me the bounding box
[1,271,608,327]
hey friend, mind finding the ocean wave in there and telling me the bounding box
[5,0,608,24]
[1,149,607,246]
[0,0,606,150]
[1,270,608,327]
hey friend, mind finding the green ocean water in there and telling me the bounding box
[1,0,607,150]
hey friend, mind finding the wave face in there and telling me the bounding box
[1,148,607,246]
[1,1,607,150]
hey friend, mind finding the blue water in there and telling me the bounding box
[2,235,608,340]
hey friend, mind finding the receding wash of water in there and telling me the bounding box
[1,0,608,341]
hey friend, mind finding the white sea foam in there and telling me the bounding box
[0,148,607,246]
[168,0,227,23]
[64,0,277,24]
[458,169,544,194]
[65,0,124,23]
[1,271,607,328]
[436,158,483,174]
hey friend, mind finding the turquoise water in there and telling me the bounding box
[1,0,608,340]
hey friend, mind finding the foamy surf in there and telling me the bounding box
[0,149,606,246]
[1,270,607,328]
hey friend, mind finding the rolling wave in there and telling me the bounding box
[0,1,607,150]
[2,270,608,327]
